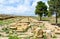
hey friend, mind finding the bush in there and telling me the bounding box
[43,35,47,39]
[39,24,45,29]
[0,34,2,36]
[9,36,19,39]
[2,28,9,34]
[43,33,47,39]
[52,35,57,38]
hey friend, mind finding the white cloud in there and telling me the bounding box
[0,0,48,16]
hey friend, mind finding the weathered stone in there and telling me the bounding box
[34,28,43,38]
[45,30,52,39]
[54,27,60,34]
[55,30,60,34]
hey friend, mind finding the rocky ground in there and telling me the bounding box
[0,17,60,39]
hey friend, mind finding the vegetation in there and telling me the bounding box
[0,34,1,36]
[43,34,47,39]
[39,24,46,29]
[52,35,57,38]
[48,0,60,25]
[9,36,19,39]
[2,28,9,34]
[0,19,14,25]
[35,1,48,20]
[0,0,60,39]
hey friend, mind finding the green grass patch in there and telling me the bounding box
[9,36,19,39]
[52,35,57,38]
[0,19,15,25]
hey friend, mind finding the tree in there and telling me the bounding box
[35,1,48,20]
[48,0,60,25]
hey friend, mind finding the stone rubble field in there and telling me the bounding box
[0,17,60,39]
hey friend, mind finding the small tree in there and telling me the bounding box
[35,1,48,20]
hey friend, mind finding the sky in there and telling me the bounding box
[0,0,48,16]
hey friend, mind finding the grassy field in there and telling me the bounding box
[42,17,60,24]
[36,16,60,24]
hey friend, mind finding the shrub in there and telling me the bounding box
[2,28,9,34]
[43,35,47,39]
[9,36,19,39]
[43,33,47,39]
[52,35,57,38]
[0,34,2,36]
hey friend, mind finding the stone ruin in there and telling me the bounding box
[0,17,60,39]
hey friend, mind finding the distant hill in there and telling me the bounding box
[0,14,37,20]
[0,14,15,20]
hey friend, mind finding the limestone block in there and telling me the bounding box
[34,28,43,38]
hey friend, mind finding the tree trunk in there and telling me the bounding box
[56,12,58,25]
[40,16,42,21]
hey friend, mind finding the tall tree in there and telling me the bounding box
[35,1,48,20]
[48,0,60,25]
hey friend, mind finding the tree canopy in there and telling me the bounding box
[48,0,60,16]
[35,1,48,20]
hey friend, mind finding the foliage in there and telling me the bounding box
[48,0,60,24]
[52,35,57,38]
[9,36,19,39]
[42,17,49,21]
[35,1,48,20]
[43,35,47,39]
[48,0,60,14]
[0,34,1,36]
[39,24,46,29]
[43,33,47,39]
[0,20,13,25]
[2,28,9,34]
